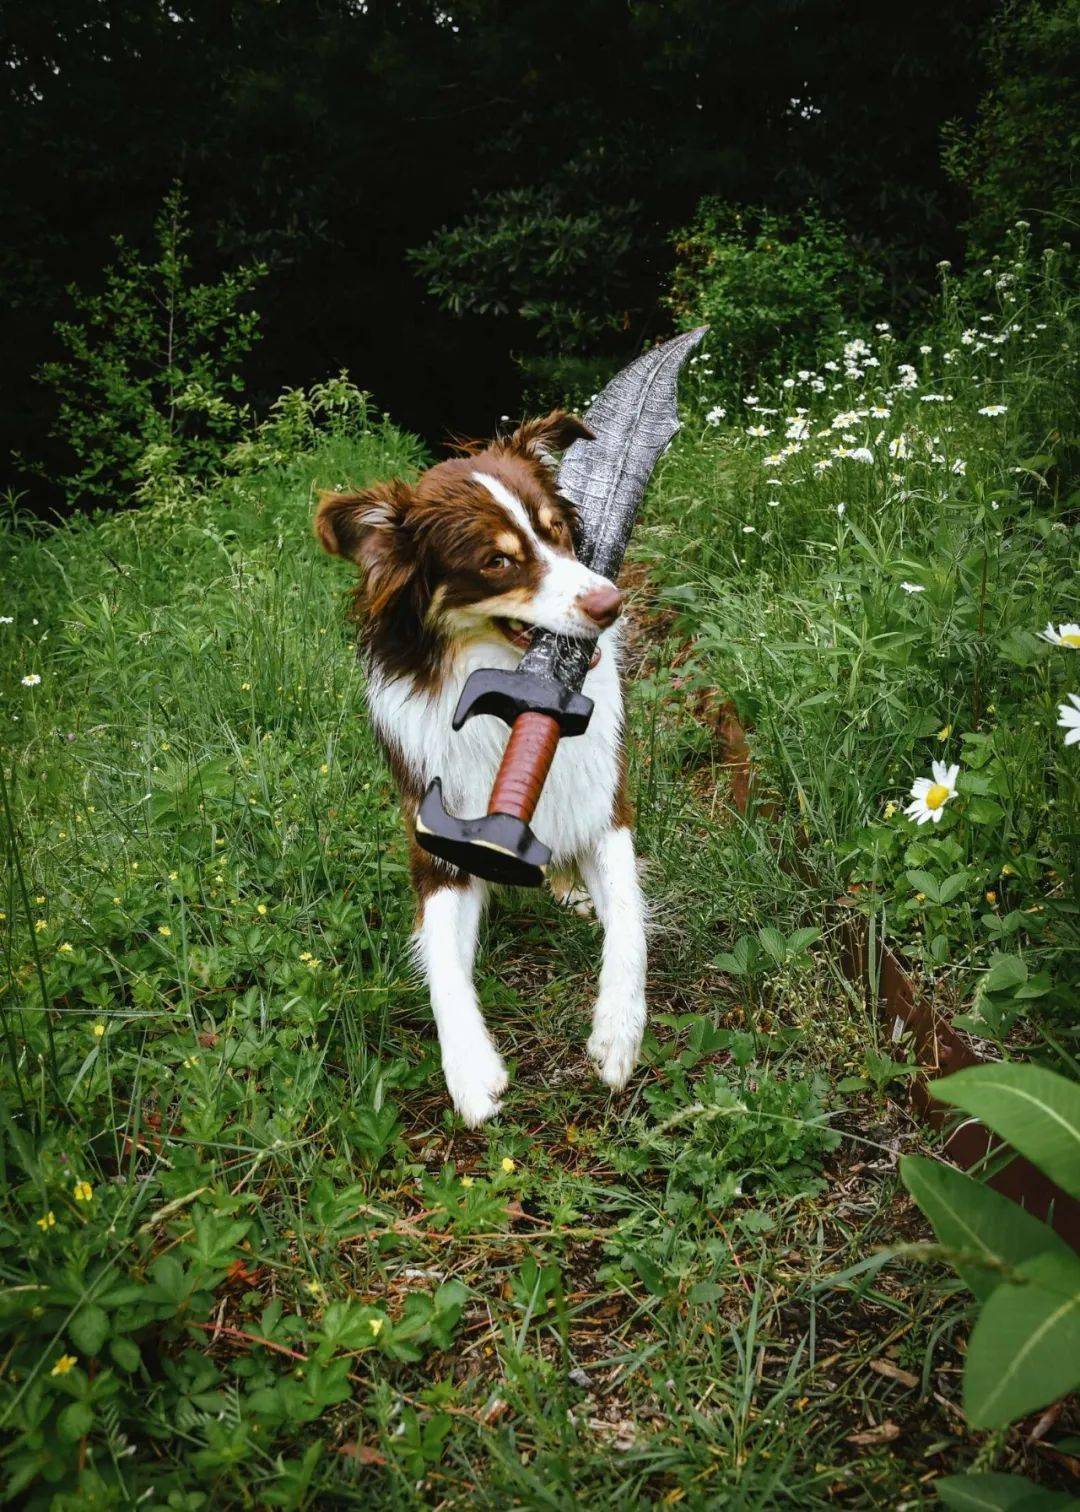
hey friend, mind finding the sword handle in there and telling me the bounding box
[487,712,561,821]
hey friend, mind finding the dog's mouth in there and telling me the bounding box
[493,617,601,669]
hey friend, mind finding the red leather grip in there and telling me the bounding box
[487,711,561,822]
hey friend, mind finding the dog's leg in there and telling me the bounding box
[414,876,507,1126]
[579,826,647,1090]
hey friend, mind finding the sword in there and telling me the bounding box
[416,325,707,887]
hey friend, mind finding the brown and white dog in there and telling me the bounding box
[314,412,647,1125]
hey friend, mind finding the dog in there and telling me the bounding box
[314,411,647,1125]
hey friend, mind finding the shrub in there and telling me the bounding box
[410,183,639,396]
[900,1062,1080,1504]
[667,200,883,397]
[941,0,1080,256]
[38,184,267,509]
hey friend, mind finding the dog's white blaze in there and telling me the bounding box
[471,470,614,635]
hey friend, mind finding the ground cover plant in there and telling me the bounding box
[1,250,1078,1506]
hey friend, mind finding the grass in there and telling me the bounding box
[0,257,1076,1505]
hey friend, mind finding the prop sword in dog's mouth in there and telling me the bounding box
[419,324,707,887]
[493,617,602,668]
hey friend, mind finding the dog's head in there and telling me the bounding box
[315,411,623,681]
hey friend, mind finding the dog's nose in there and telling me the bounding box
[579,583,623,629]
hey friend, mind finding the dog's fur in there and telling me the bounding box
[314,412,647,1124]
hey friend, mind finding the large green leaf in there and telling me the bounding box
[900,1155,1073,1302]
[68,1301,109,1357]
[964,1250,1080,1428]
[936,1471,1078,1509]
[932,1064,1080,1200]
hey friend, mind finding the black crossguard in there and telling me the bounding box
[416,325,707,887]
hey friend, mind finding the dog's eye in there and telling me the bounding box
[486,553,512,572]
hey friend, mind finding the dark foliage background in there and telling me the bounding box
[3,0,1072,512]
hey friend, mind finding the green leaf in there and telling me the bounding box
[967,797,1006,825]
[936,1471,1077,1509]
[900,1155,1072,1302]
[57,1400,94,1443]
[110,1335,141,1372]
[983,954,1027,993]
[964,1250,1080,1428]
[906,869,941,903]
[786,926,821,954]
[938,873,968,904]
[758,926,787,964]
[69,1302,109,1357]
[932,1064,1080,1200]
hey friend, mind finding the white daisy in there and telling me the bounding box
[1059,694,1080,746]
[705,405,727,424]
[905,761,960,825]
[951,459,967,476]
[978,404,1008,416]
[900,582,925,594]
[747,424,771,438]
[0,616,12,625]
[20,673,41,687]
[1040,623,1080,648]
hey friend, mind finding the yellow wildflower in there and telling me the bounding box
[169,871,178,881]
[304,1279,325,1298]
[986,891,997,905]
[112,897,122,906]
[460,1176,474,1189]
[368,1318,383,1336]
[937,725,952,741]
[58,942,73,954]
[34,895,45,904]
[36,1211,56,1230]
[92,1022,105,1039]
[241,681,251,691]
[157,925,171,938]
[256,903,267,916]
[915,892,926,903]
[1002,864,1016,876]
[73,1181,93,1203]
[320,763,329,775]
[500,1157,516,1175]
[50,1354,77,1377]
[161,742,171,751]
[299,951,313,962]
[883,801,898,820]
[34,919,47,932]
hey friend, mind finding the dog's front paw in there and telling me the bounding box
[442,1035,508,1127]
[587,999,646,1091]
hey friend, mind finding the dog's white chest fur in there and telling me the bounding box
[366,628,624,863]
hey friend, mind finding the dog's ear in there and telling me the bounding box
[508,410,594,467]
[314,482,412,572]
